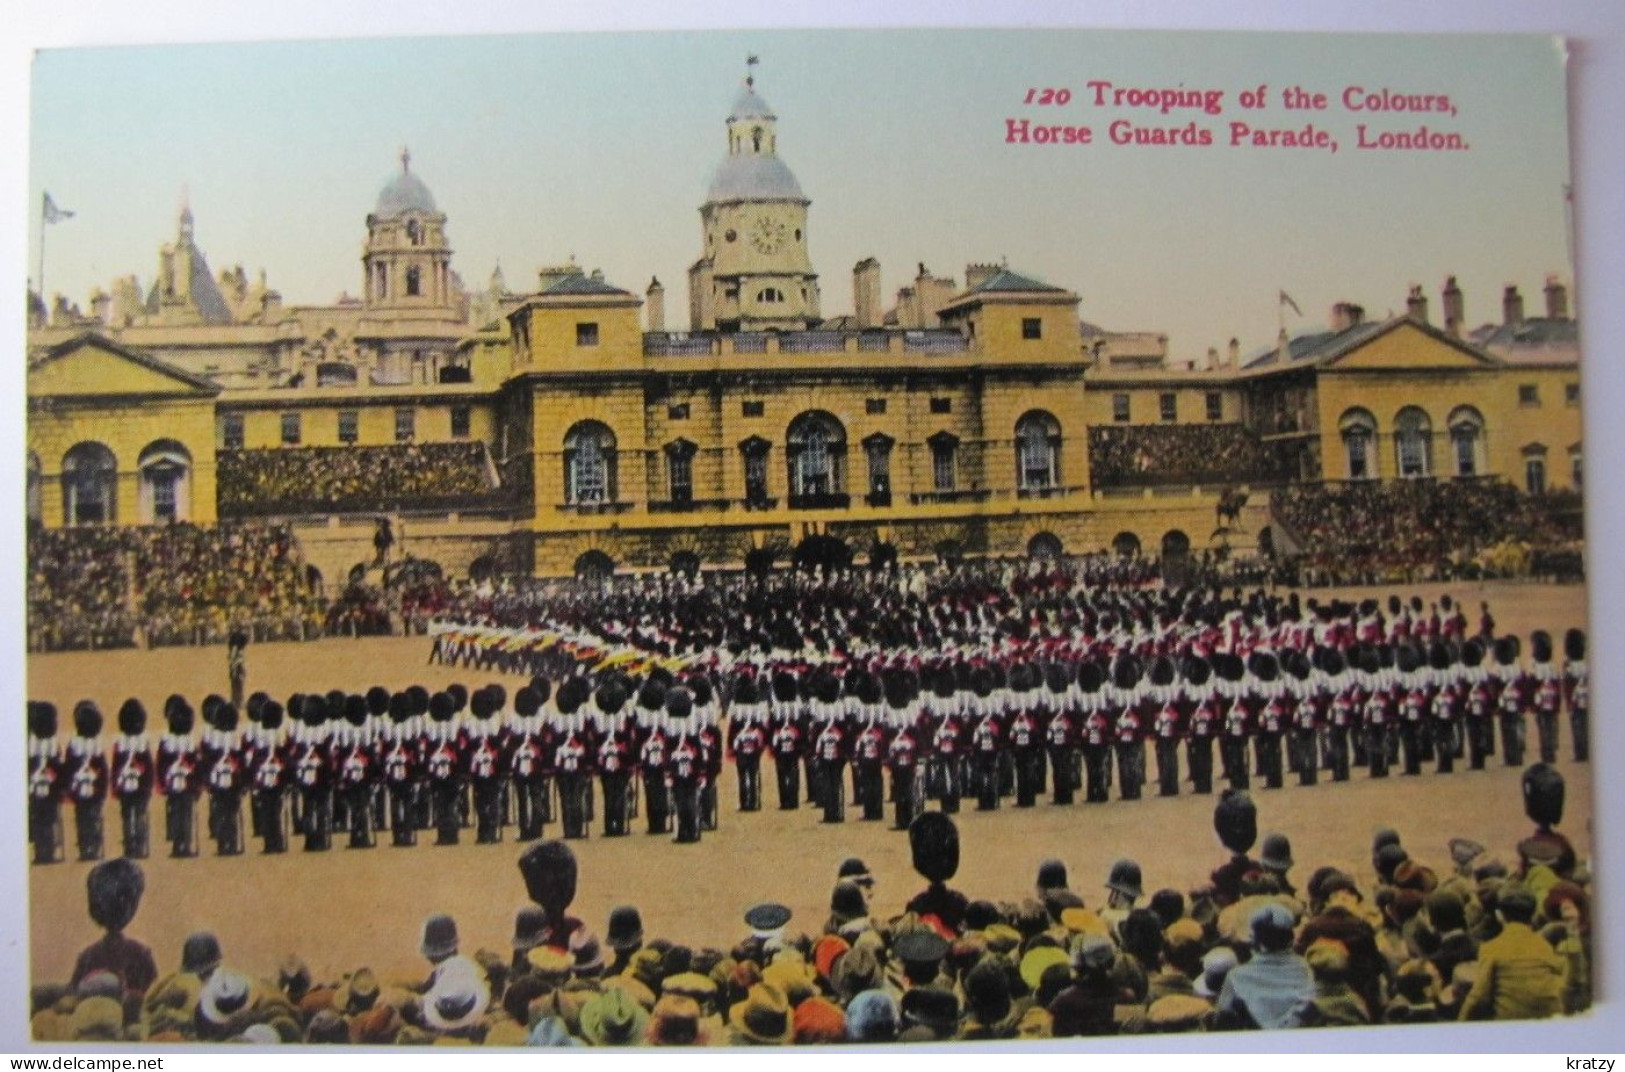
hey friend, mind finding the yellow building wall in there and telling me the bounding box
[221,398,498,449]
[515,301,644,372]
[1082,384,1237,426]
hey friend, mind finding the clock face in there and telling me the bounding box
[749,215,787,255]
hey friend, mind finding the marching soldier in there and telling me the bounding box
[691,676,724,832]
[247,700,290,853]
[814,707,848,824]
[1285,653,1319,787]
[552,678,593,840]
[111,699,154,859]
[770,671,803,811]
[969,667,1004,812]
[927,674,964,814]
[727,674,768,813]
[157,696,201,858]
[1079,662,1113,803]
[884,668,922,830]
[850,676,889,821]
[28,702,65,865]
[1111,657,1145,802]
[227,630,248,710]
[637,680,673,835]
[380,693,421,847]
[1360,649,1392,779]
[1219,658,1252,791]
[424,691,466,846]
[666,687,705,844]
[1429,643,1460,776]
[1530,631,1562,765]
[66,701,109,862]
[1494,637,1527,767]
[1252,653,1286,790]
[203,703,245,856]
[1185,657,1219,795]
[1397,646,1429,777]
[1150,659,1183,798]
[292,696,334,851]
[508,686,549,841]
[1011,666,1057,807]
[594,680,634,837]
[1462,639,1496,769]
[337,695,378,848]
[1564,628,1588,763]
[467,688,507,844]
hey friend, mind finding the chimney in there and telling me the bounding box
[590,268,605,283]
[1502,284,1524,328]
[1329,302,1365,332]
[1441,275,1464,336]
[1405,284,1428,324]
[1206,346,1219,371]
[645,276,665,332]
[1227,337,1240,368]
[90,288,111,325]
[964,262,999,292]
[853,258,881,329]
[1544,274,1569,320]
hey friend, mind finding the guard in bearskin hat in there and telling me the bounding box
[248,700,290,853]
[1428,642,1460,776]
[508,685,549,841]
[28,701,65,865]
[905,812,969,935]
[1011,665,1060,807]
[425,690,468,846]
[1043,663,1080,806]
[665,687,705,844]
[379,693,421,847]
[849,671,889,822]
[517,839,592,951]
[66,701,109,862]
[1529,630,1562,765]
[75,857,158,1010]
[1284,653,1319,787]
[1250,652,1286,790]
[1146,656,1183,798]
[969,666,1005,812]
[337,695,378,849]
[1184,656,1219,795]
[1461,638,1496,770]
[1078,661,1113,804]
[925,668,964,814]
[727,674,769,813]
[593,680,634,837]
[204,703,246,856]
[1217,655,1251,792]
[157,695,200,858]
[552,678,594,840]
[291,695,334,851]
[636,679,673,834]
[1494,637,1527,767]
[1395,645,1428,777]
[1564,628,1588,763]
[769,670,803,811]
[460,688,503,844]
[1207,789,1259,908]
[1520,763,1577,878]
[1358,648,1392,779]
[885,668,924,829]
[110,700,154,860]
[812,684,849,825]
[690,675,724,832]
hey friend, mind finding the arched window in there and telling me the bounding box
[26,451,41,528]
[405,266,422,297]
[1338,408,1377,481]
[405,219,422,246]
[1394,406,1433,478]
[563,421,617,505]
[786,411,847,505]
[1111,531,1142,558]
[574,550,615,582]
[756,288,784,304]
[61,442,117,526]
[1015,410,1062,492]
[1447,406,1486,478]
[138,440,192,524]
[1027,532,1064,559]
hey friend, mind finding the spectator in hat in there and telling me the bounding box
[1149,889,1186,929]
[1260,833,1297,897]
[1542,882,1591,1015]
[421,958,490,1042]
[792,996,847,1044]
[825,880,871,939]
[898,986,960,1042]
[605,905,644,975]
[70,858,158,1020]
[1299,939,1369,1027]
[727,980,794,1045]
[1213,903,1314,1029]
[1459,885,1567,1021]
[419,914,460,979]
[1385,959,1443,1024]
[1150,919,1206,1003]
[1047,934,1118,1037]
[578,987,648,1046]
[510,907,548,976]
[1424,891,1478,990]
[1295,872,1383,1019]
[958,958,1018,1039]
[837,857,875,895]
[845,989,899,1043]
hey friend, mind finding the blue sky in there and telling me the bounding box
[29,27,1572,358]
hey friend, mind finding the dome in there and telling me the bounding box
[375,150,437,217]
[706,153,806,204]
[730,83,775,121]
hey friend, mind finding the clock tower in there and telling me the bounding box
[689,62,820,332]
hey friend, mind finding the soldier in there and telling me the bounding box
[666,687,705,844]
[203,703,245,856]
[594,680,634,837]
[1493,637,1527,767]
[157,696,200,859]
[1428,643,1460,776]
[111,699,154,860]
[850,675,889,822]
[508,686,549,841]
[924,669,963,814]
[247,700,290,854]
[552,678,593,841]
[1359,648,1391,779]
[227,630,248,710]
[905,812,969,935]
[884,668,923,830]
[1284,653,1318,788]
[1012,666,1057,807]
[1218,657,1252,791]
[1321,649,1354,783]
[1185,657,1219,795]
[727,674,768,813]
[424,691,467,846]
[379,693,421,847]
[1462,639,1496,770]
[66,701,109,862]
[292,696,334,851]
[969,667,1005,813]
[1149,657,1183,798]
[338,695,378,849]
[467,687,508,844]
[637,680,673,835]
[770,671,803,811]
[691,676,724,832]
[1111,656,1145,802]
[1529,631,1562,765]
[1079,661,1112,804]
[1396,646,1428,777]
[28,701,65,866]
[1252,654,1286,790]
[1563,628,1588,763]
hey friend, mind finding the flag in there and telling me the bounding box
[42,193,75,224]
[1278,289,1301,317]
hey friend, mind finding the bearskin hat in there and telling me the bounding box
[1183,656,1212,687]
[429,692,457,722]
[164,696,194,735]
[1150,656,1175,688]
[1397,645,1422,674]
[260,701,284,730]
[518,840,578,915]
[1113,656,1141,691]
[1214,789,1258,855]
[1044,663,1072,695]
[1078,661,1105,694]
[28,701,57,739]
[1523,763,1565,829]
[1248,652,1279,683]
[556,678,590,716]
[772,671,799,704]
[86,858,145,933]
[216,703,239,732]
[595,680,629,716]
[73,701,103,738]
[344,694,369,725]
[665,686,694,721]
[909,812,960,884]
[1531,631,1553,664]
[117,699,146,737]
[514,687,543,718]
[1565,628,1586,662]
[1461,639,1485,669]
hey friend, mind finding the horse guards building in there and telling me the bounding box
[25,69,1583,589]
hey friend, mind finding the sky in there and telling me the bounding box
[26,26,1574,361]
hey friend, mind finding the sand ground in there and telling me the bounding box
[27,580,1591,989]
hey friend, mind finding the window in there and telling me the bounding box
[1447,407,1484,477]
[138,441,191,525]
[1526,455,1547,495]
[1394,407,1432,478]
[450,406,470,439]
[1022,317,1042,340]
[787,411,847,501]
[1571,448,1583,489]
[741,439,770,505]
[930,397,953,415]
[338,410,359,445]
[742,400,765,418]
[1339,409,1376,481]
[1159,393,1177,422]
[576,322,599,346]
[865,398,887,416]
[222,414,245,450]
[61,442,118,526]
[281,412,302,446]
[1205,392,1223,421]
[864,435,893,505]
[930,434,958,492]
[395,408,416,443]
[1112,394,1131,423]
[1016,411,1061,491]
[668,403,690,421]
[1566,383,1580,407]
[666,442,695,506]
[405,266,421,297]
[1518,384,1540,407]
[564,421,617,504]
[757,288,784,303]
[406,219,422,246]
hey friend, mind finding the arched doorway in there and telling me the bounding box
[138,439,192,524]
[670,549,701,578]
[61,442,117,525]
[574,549,615,582]
[934,539,964,568]
[793,534,852,573]
[1111,531,1141,559]
[1027,531,1064,560]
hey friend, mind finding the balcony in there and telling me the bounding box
[788,492,851,510]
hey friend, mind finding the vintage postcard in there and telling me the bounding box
[21,24,1594,1049]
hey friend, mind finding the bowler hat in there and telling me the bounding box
[512,907,549,952]
[1106,858,1144,900]
[647,994,705,1046]
[729,981,794,1044]
[606,905,644,951]
[199,969,254,1026]
[744,903,792,934]
[893,929,949,966]
[420,914,459,961]
[1260,833,1293,872]
[87,858,145,934]
[578,988,648,1046]
[838,857,875,888]
[899,986,960,1038]
[181,932,223,976]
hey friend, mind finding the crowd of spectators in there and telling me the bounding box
[36,796,1590,1044]
[1089,425,1285,488]
[27,524,327,652]
[217,444,498,517]
[1274,481,1584,587]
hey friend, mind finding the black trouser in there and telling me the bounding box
[1572,708,1589,762]
[431,781,462,845]
[930,757,960,813]
[1221,738,1250,790]
[1499,714,1525,766]
[1399,722,1424,775]
[673,780,702,843]
[974,754,1000,811]
[514,778,546,840]
[1155,739,1180,797]
[1187,738,1214,794]
[1326,727,1351,782]
[167,794,197,857]
[892,768,919,829]
[1014,750,1042,807]
[1365,726,1389,777]
[1048,748,1076,805]
[1535,712,1560,764]
[702,782,718,831]
[209,790,242,855]
[806,755,825,808]
[254,789,286,853]
[558,775,589,840]
[473,779,503,843]
[1292,730,1318,786]
[1467,718,1494,769]
[1259,733,1284,789]
[855,763,885,820]
[1084,747,1111,802]
[997,751,1016,797]
[120,796,150,859]
[643,772,671,834]
[389,783,418,846]
[601,774,630,836]
[302,788,332,850]
[821,761,847,823]
[774,756,800,810]
[1115,742,1143,800]
[1432,720,1456,774]
[347,783,377,847]
[31,798,61,865]
[737,757,762,811]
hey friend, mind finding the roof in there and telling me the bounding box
[1469,318,1580,365]
[141,230,233,325]
[376,156,438,217]
[730,83,776,121]
[30,331,222,394]
[541,274,633,298]
[1241,320,1390,370]
[706,153,806,203]
[966,268,1066,295]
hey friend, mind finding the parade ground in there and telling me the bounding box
[26,579,1592,991]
